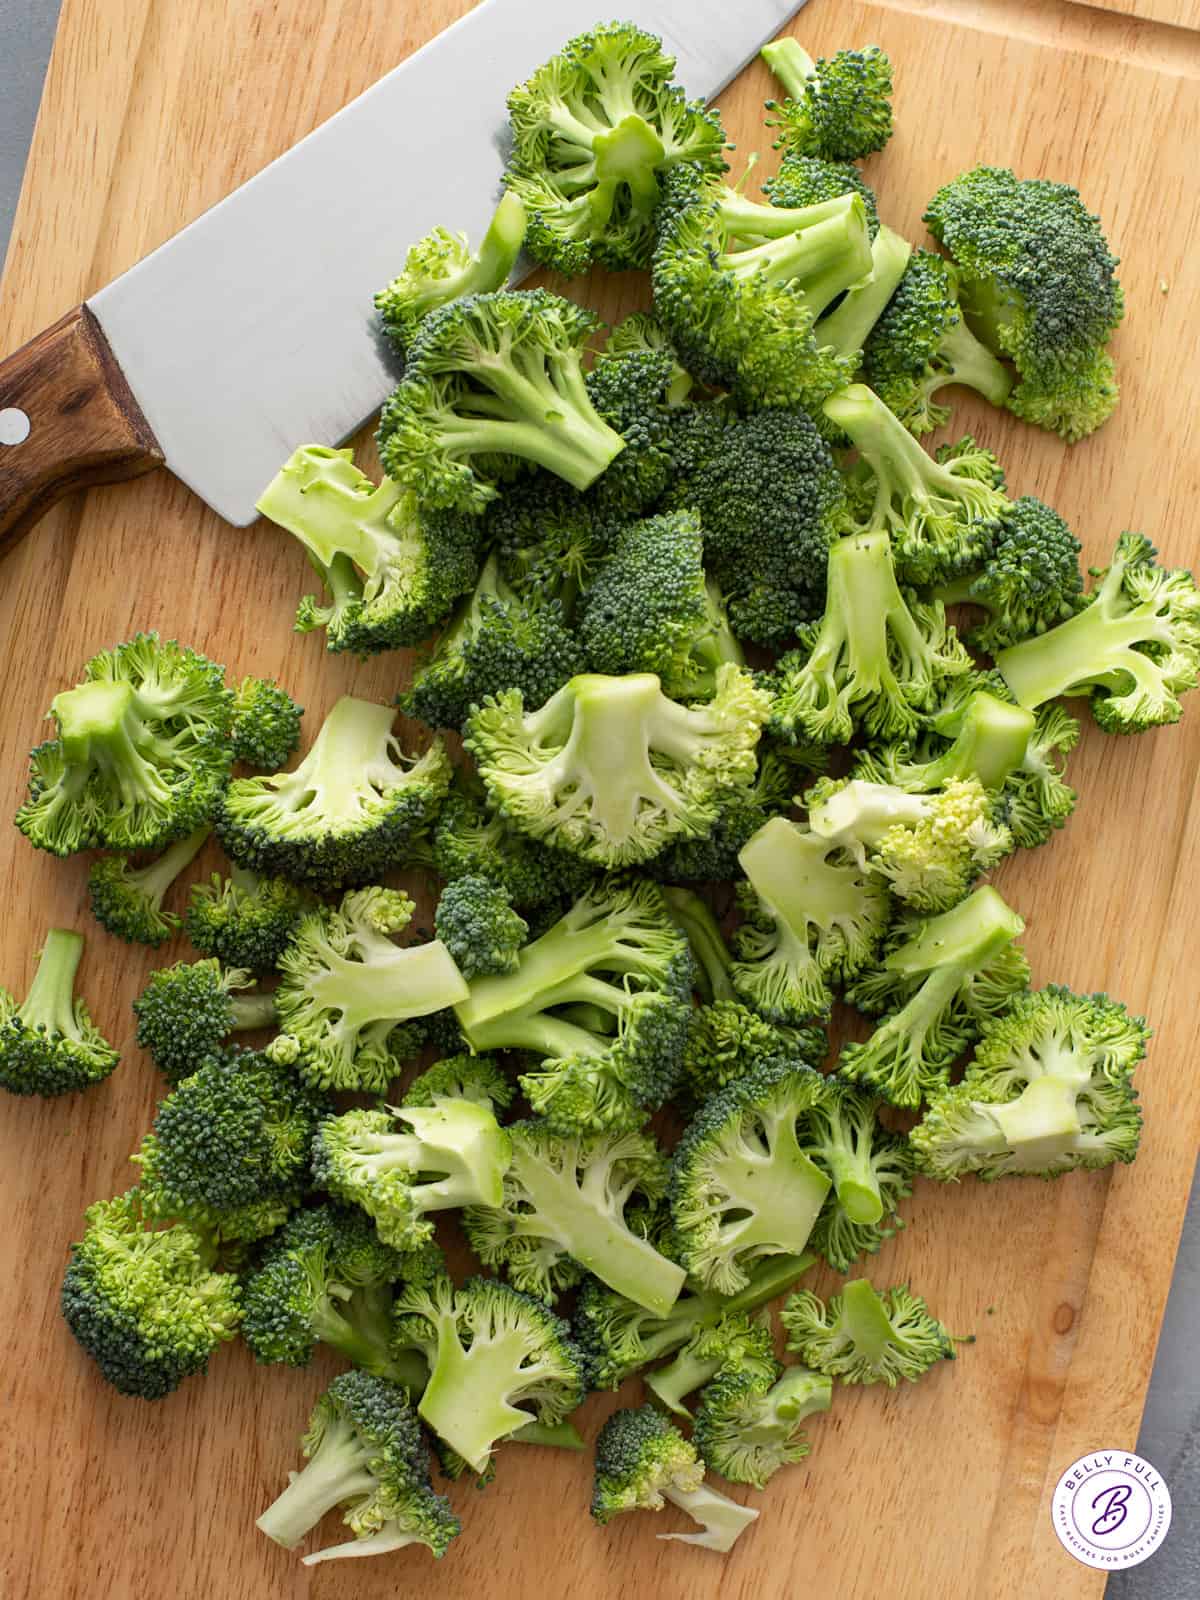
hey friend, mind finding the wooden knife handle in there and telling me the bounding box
[0,305,164,557]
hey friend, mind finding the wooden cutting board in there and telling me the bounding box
[2,1,1199,1596]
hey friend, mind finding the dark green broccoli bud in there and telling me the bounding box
[804,1077,914,1272]
[782,1278,954,1386]
[462,1120,685,1312]
[503,22,727,275]
[377,290,627,513]
[453,878,693,1134]
[763,153,880,237]
[401,1053,514,1111]
[840,885,1029,1107]
[913,986,1146,1181]
[431,772,595,909]
[601,311,696,406]
[996,532,1200,733]
[376,190,527,351]
[185,865,312,971]
[393,1275,584,1475]
[936,496,1085,653]
[87,826,209,947]
[133,957,275,1086]
[240,1202,437,1382]
[693,1364,831,1487]
[60,1189,240,1399]
[582,346,681,516]
[591,1405,759,1551]
[256,1370,460,1563]
[216,696,452,890]
[269,887,468,1094]
[644,1311,777,1416]
[16,633,234,858]
[465,669,770,869]
[0,928,118,1097]
[230,676,303,769]
[924,165,1123,442]
[487,469,609,603]
[762,37,893,161]
[434,874,528,979]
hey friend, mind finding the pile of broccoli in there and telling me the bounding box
[9,16,1186,1579]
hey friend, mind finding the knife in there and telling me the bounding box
[0,0,808,554]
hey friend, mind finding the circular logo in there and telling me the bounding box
[1051,1451,1171,1570]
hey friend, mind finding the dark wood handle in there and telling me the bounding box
[0,305,163,557]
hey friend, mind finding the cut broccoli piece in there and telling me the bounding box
[644,1311,777,1417]
[761,37,893,161]
[812,224,914,383]
[185,866,312,972]
[87,826,209,947]
[487,461,608,603]
[601,311,696,406]
[1004,703,1081,848]
[782,1278,954,1387]
[763,153,880,237]
[693,1364,832,1487]
[434,874,528,979]
[431,771,595,910]
[230,676,303,770]
[581,343,682,516]
[133,957,275,1086]
[804,1077,914,1272]
[913,986,1146,1181]
[936,496,1085,654]
[401,1053,515,1112]
[0,928,118,1097]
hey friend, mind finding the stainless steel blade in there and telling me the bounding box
[88,0,808,526]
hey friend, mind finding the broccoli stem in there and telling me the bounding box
[256,444,407,574]
[818,1118,884,1226]
[255,1413,379,1549]
[230,992,278,1032]
[662,887,736,1004]
[53,681,173,808]
[886,885,1024,981]
[824,384,993,518]
[462,347,626,490]
[303,938,467,1036]
[20,928,84,1034]
[472,189,529,288]
[741,816,875,928]
[927,312,1013,408]
[311,1285,428,1390]
[816,225,912,360]
[511,1417,586,1449]
[987,1072,1085,1161]
[717,190,853,242]
[646,1346,725,1415]
[301,1525,427,1566]
[901,692,1035,790]
[760,36,817,99]
[718,203,872,309]
[809,532,934,704]
[835,1278,896,1364]
[418,1320,538,1472]
[660,1482,759,1551]
[134,827,211,904]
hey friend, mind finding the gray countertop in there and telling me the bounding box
[0,4,1194,1594]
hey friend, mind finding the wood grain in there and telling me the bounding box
[0,2,1198,1599]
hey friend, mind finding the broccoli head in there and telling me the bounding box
[434,873,528,979]
[936,496,1085,654]
[401,1053,515,1111]
[230,676,303,769]
[782,1278,954,1387]
[87,826,209,946]
[761,36,893,161]
[133,957,275,1085]
[644,1310,777,1417]
[0,928,118,1097]
[431,771,595,910]
[601,311,696,406]
[762,153,880,236]
[185,865,312,971]
[693,1364,832,1488]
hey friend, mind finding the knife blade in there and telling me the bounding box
[0,0,807,546]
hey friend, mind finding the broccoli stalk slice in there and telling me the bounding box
[662,886,736,1004]
[300,941,467,1041]
[256,1409,380,1550]
[257,447,406,576]
[54,681,174,811]
[19,928,86,1036]
[253,696,396,826]
[815,224,912,360]
[658,1482,760,1551]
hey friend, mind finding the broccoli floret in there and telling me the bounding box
[936,497,1085,653]
[601,311,696,406]
[268,887,468,1093]
[649,745,815,885]
[503,22,727,275]
[377,290,627,513]
[912,986,1146,1181]
[782,1278,954,1387]
[256,1370,459,1564]
[376,190,528,351]
[401,1053,514,1111]
[393,1275,584,1474]
[591,1405,759,1551]
[431,772,595,909]
[0,928,118,1097]
[761,37,893,161]
[16,633,234,857]
[840,885,1029,1107]
[230,676,303,769]
[924,165,1123,442]
[804,1078,914,1272]
[1004,703,1081,847]
[489,469,609,602]
[60,1190,240,1398]
[693,1364,832,1488]
[216,696,451,889]
[462,1120,685,1313]
[763,153,880,236]
[87,826,209,947]
[644,1311,777,1416]
[766,530,971,745]
[732,814,892,1019]
[185,865,312,971]
[434,874,528,979]
[811,224,914,388]
[133,957,275,1085]
[466,668,769,869]
[996,532,1200,732]
[861,249,1013,436]
[257,446,479,655]
[582,345,682,516]
[241,1202,436,1383]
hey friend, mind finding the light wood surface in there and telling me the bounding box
[1,2,1198,1598]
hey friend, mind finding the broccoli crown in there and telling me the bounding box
[0,928,118,1097]
[185,866,312,972]
[216,696,451,889]
[766,530,971,746]
[257,446,479,655]
[269,886,469,1093]
[649,744,813,884]
[803,1076,914,1272]
[937,496,1085,654]
[782,1278,954,1387]
[434,873,529,979]
[431,773,595,909]
[762,38,893,162]
[462,1118,685,1313]
[17,633,234,858]
[591,1404,703,1522]
[504,22,727,275]
[693,1364,832,1488]
[376,189,528,351]
[682,1000,828,1105]
[376,290,627,514]
[924,164,1123,442]
[763,153,880,237]
[583,346,681,516]
[601,311,696,406]
[133,957,275,1086]
[230,676,303,769]
[670,1057,834,1293]
[996,532,1200,733]
[913,985,1146,1181]
[453,878,694,1133]
[87,826,209,947]
[732,814,893,1020]
[60,1189,240,1398]
[487,468,610,602]
[644,1309,778,1416]
[401,1053,515,1111]
[256,1369,460,1559]
[840,885,1030,1107]
[395,1274,585,1473]
[466,668,770,869]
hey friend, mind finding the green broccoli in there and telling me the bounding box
[256,1371,460,1564]
[912,986,1146,1181]
[935,497,1085,654]
[803,1077,914,1272]
[924,165,1123,441]
[401,1052,515,1112]
[1003,703,1081,848]
[996,532,1200,732]
[811,223,914,387]
[60,1190,240,1398]
[693,1364,832,1487]
[840,885,1030,1107]
[434,873,528,979]
[761,36,893,161]
[431,771,595,909]
[762,153,880,236]
[133,958,276,1085]
[230,676,303,769]
[87,826,209,946]
[782,1278,955,1387]
[185,866,312,971]
[644,1311,777,1416]
[0,928,118,1097]
[578,333,685,518]
[216,695,451,889]
[16,633,234,857]
[601,311,696,406]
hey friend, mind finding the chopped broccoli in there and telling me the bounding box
[601,311,696,406]
[133,957,275,1086]
[87,826,209,947]
[936,496,1085,653]
[804,1077,914,1272]
[693,1364,832,1487]
[230,676,303,770]
[812,224,914,383]
[782,1278,954,1386]
[487,469,608,602]
[912,985,1146,1180]
[0,928,118,1097]
[644,1310,777,1416]
[401,1053,515,1111]
[16,633,234,857]
[1004,703,1081,847]
[580,342,683,516]
[761,37,893,161]
[185,866,312,971]
[434,874,528,978]
[763,153,880,236]
[431,771,595,909]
